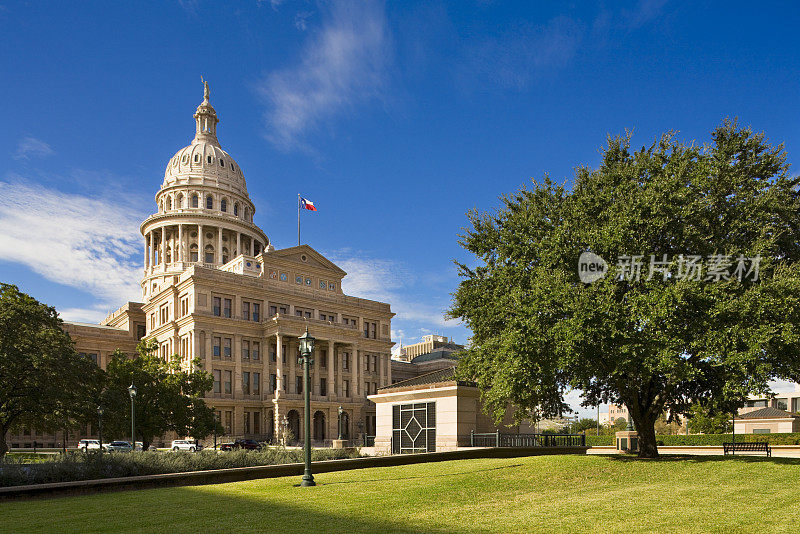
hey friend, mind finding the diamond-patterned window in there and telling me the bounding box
[392,402,436,454]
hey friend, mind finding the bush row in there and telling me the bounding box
[0,447,360,487]
[586,433,800,447]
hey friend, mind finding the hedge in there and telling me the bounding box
[0,447,360,487]
[587,433,800,447]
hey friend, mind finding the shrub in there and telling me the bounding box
[0,447,361,487]
[585,432,800,448]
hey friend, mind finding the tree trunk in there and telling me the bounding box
[631,411,659,458]
[0,425,9,458]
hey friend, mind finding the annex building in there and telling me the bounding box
[7,85,395,448]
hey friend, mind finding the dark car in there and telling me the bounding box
[220,439,262,451]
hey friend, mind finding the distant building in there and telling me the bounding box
[394,335,464,362]
[733,408,800,434]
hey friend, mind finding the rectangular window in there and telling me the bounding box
[205,251,215,263]
[269,305,278,316]
[344,379,350,398]
[282,344,287,363]
[270,374,277,393]
[213,369,221,394]
[213,297,221,317]
[213,337,221,358]
[270,345,277,362]
[224,370,232,394]
[364,322,369,338]
[224,338,232,358]
[392,402,436,454]
[296,376,303,395]
[242,371,250,395]
[283,374,287,392]
[253,412,260,435]
[252,303,260,322]
[320,349,327,368]
[304,311,311,318]
[252,341,260,361]
[343,352,349,370]
[242,301,250,321]
[776,398,789,411]
[137,325,146,340]
[753,428,772,434]
[253,372,260,395]
[223,298,231,318]
[320,377,327,397]
[244,412,251,434]
[225,411,232,434]
[242,340,250,360]
[371,322,377,339]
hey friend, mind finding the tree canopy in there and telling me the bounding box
[449,120,800,457]
[100,340,220,450]
[0,283,102,457]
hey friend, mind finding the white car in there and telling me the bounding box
[171,439,200,452]
[78,439,105,451]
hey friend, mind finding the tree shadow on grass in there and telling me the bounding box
[317,463,524,486]
[0,483,451,534]
[606,454,800,466]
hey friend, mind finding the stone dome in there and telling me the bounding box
[161,81,249,196]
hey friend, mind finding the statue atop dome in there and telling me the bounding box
[201,76,210,104]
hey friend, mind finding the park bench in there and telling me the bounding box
[722,442,771,457]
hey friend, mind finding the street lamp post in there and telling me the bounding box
[128,384,137,449]
[337,405,343,440]
[298,327,316,487]
[97,406,105,452]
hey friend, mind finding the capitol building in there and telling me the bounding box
[8,84,395,448]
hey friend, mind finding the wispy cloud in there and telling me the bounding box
[0,180,145,319]
[257,0,391,150]
[326,249,461,342]
[294,10,314,31]
[463,16,583,91]
[14,136,55,160]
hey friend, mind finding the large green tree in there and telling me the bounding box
[99,340,218,450]
[450,121,800,457]
[0,284,103,457]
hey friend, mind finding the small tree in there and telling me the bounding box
[687,403,733,434]
[99,340,215,450]
[0,284,103,458]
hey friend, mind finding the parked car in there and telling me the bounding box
[171,439,201,452]
[78,439,105,451]
[220,439,262,451]
[105,441,133,452]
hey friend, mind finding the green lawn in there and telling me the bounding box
[2,454,799,533]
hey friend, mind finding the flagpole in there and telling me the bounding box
[297,193,300,246]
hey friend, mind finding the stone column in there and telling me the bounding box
[178,224,183,263]
[236,232,241,257]
[288,337,297,395]
[198,224,204,263]
[327,340,335,400]
[217,227,223,264]
[150,231,156,268]
[144,233,148,269]
[275,334,284,396]
[160,226,166,266]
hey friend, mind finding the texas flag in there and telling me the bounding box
[299,197,317,211]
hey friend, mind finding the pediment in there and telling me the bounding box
[265,245,346,277]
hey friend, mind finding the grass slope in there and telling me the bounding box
[2,455,799,533]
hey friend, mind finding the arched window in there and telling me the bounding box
[221,199,227,212]
[207,155,213,164]
[220,159,225,167]
[190,244,198,262]
[166,197,172,211]
[194,153,199,163]
[244,207,250,221]
[191,194,199,208]
[176,194,184,209]
[206,195,213,210]
[159,200,164,213]
[204,244,215,264]
[222,247,229,264]
[234,203,239,216]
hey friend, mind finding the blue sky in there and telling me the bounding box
[2,1,799,415]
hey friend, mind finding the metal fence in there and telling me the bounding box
[470,431,586,448]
